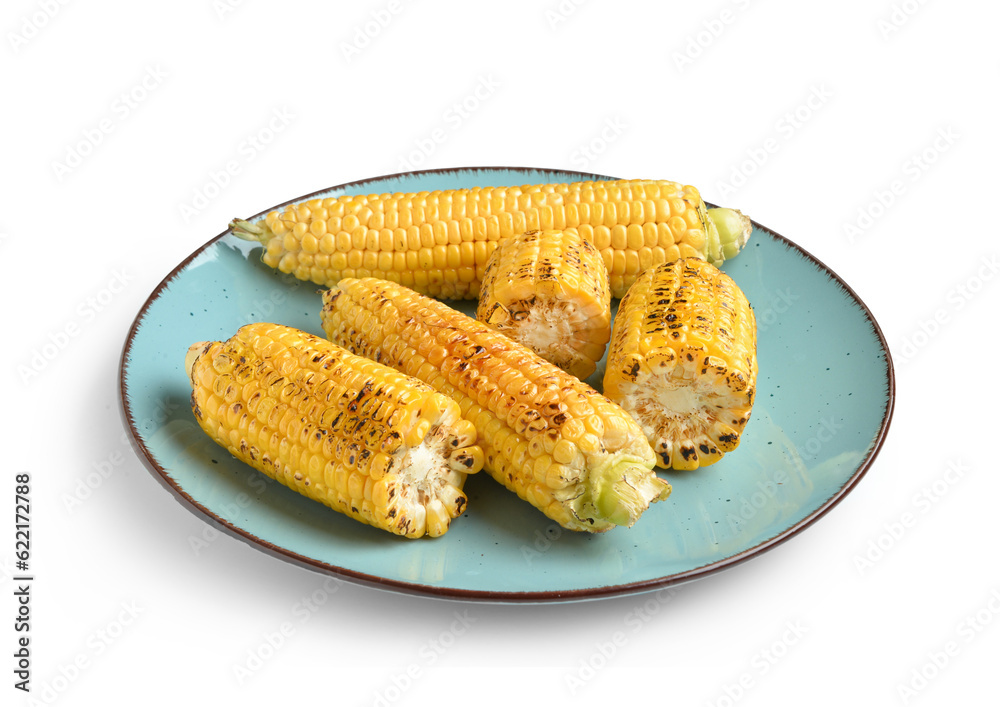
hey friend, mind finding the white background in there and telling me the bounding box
[4,0,998,705]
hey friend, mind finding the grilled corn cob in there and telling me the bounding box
[231,178,752,300]
[477,228,611,380]
[320,278,670,533]
[185,322,484,538]
[603,258,757,471]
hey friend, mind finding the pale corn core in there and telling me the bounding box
[477,228,611,378]
[604,258,757,471]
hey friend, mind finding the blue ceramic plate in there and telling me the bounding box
[119,167,894,603]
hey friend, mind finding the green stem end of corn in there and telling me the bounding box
[707,207,753,264]
[230,218,268,243]
[591,459,672,528]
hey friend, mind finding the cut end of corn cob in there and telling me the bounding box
[604,259,757,471]
[477,229,611,380]
[187,323,484,538]
[320,277,670,532]
[590,456,672,527]
[706,208,753,265]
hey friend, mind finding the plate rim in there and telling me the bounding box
[118,165,896,604]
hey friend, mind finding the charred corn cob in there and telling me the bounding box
[185,323,484,538]
[231,179,752,300]
[477,228,611,380]
[320,278,670,533]
[603,259,757,471]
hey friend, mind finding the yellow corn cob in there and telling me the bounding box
[185,323,484,538]
[320,278,670,533]
[603,258,757,471]
[231,179,752,300]
[477,228,611,380]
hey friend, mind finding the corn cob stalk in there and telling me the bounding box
[603,258,757,471]
[477,228,611,380]
[320,278,670,533]
[231,179,752,300]
[186,323,484,538]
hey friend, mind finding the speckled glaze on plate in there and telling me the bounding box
[119,167,894,603]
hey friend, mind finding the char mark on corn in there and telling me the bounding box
[477,228,611,380]
[186,322,483,538]
[320,278,671,533]
[603,258,757,471]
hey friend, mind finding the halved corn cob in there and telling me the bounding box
[603,258,757,471]
[186,322,484,538]
[231,179,752,300]
[320,278,670,533]
[477,228,611,380]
